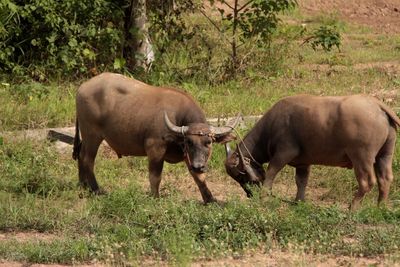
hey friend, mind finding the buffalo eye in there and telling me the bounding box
[186,139,193,147]
[205,139,212,146]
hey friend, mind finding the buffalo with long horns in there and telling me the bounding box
[73,73,238,203]
[225,95,400,210]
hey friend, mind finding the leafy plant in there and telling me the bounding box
[304,25,341,52]
[0,0,125,77]
[148,0,200,55]
[204,0,297,77]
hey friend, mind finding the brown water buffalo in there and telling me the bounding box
[73,72,238,203]
[225,95,400,210]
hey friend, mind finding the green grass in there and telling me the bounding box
[0,130,400,265]
[0,82,76,131]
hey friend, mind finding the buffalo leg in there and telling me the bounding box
[189,170,216,204]
[263,145,299,192]
[78,137,103,194]
[375,129,396,205]
[145,140,167,198]
[295,166,310,201]
[350,155,376,211]
[148,159,164,197]
[375,156,394,205]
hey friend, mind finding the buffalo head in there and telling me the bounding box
[164,112,239,174]
[224,143,265,197]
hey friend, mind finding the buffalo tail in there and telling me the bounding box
[72,118,81,160]
[377,100,400,130]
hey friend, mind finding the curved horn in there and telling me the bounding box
[211,113,241,137]
[164,112,188,135]
[238,146,260,182]
[225,142,233,157]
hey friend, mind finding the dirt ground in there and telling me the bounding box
[0,244,397,267]
[300,0,400,33]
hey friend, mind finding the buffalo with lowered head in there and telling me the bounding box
[225,95,400,210]
[73,73,238,203]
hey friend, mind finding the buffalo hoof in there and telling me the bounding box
[78,188,107,198]
[91,188,107,196]
[260,188,273,200]
[203,197,217,205]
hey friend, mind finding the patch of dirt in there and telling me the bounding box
[0,262,102,267]
[160,167,350,210]
[302,60,400,73]
[141,249,397,267]
[1,250,398,267]
[0,231,59,243]
[205,0,400,33]
[299,0,400,33]
[160,171,247,204]
[192,251,391,267]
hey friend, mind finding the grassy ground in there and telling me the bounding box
[1,3,400,266]
[0,139,400,265]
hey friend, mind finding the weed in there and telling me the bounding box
[0,140,74,196]
[0,82,75,130]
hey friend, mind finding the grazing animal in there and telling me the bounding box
[225,95,400,210]
[73,73,238,203]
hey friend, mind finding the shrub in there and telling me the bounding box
[0,0,124,78]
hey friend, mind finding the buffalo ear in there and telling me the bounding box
[214,132,236,144]
[162,133,183,144]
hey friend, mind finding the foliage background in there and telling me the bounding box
[0,0,129,78]
[0,0,307,81]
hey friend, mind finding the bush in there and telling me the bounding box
[0,0,124,78]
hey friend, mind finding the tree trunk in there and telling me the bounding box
[123,0,154,71]
[230,0,239,78]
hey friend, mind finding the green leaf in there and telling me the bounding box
[68,38,78,48]
[82,48,95,60]
[113,58,126,70]
[46,34,57,44]
[7,2,18,13]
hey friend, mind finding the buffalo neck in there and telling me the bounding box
[178,103,207,125]
[237,124,269,165]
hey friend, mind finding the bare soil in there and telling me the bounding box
[0,263,102,267]
[0,232,59,243]
[206,0,400,34]
[300,0,400,33]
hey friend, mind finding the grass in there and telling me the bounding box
[0,132,399,265]
[0,82,76,131]
[2,64,396,131]
[0,5,400,266]
[1,28,398,129]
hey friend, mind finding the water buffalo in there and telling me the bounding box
[73,72,238,203]
[225,95,400,210]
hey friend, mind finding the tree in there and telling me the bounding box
[123,0,154,71]
[203,0,297,77]
[0,0,156,77]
